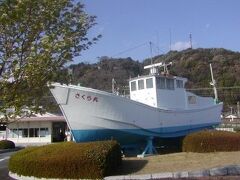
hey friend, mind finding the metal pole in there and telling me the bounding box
[210,64,218,103]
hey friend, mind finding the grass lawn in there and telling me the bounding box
[116,151,240,175]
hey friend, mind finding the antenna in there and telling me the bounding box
[149,41,153,65]
[156,31,160,55]
[189,33,192,49]
[209,64,218,103]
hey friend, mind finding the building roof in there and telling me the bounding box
[18,116,65,122]
[222,117,240,124]
[225,114,238,119]
[11,113,65,122]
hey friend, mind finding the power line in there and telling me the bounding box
[150,41,165,54]
[187,86,240,91]
[111,42,149,57]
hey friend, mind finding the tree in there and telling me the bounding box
[0,0,100,119]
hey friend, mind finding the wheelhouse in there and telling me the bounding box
[129,74,187,109]
[129,62,215,110]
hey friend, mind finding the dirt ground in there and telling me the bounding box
[116,151,240,175]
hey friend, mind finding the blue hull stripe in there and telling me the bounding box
[71,123,218,144]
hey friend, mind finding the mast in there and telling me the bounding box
[209,64,218,103]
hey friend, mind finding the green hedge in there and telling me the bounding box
[9,140,122,179]
[182,130,240,153]
[0,140,15,149]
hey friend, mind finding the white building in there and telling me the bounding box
[5,113,68,146]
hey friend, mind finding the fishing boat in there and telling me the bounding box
[50,62,223,155]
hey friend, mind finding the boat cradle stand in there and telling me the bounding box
[137,136,157,158]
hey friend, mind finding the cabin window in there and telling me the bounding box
[166,78,174,90]
[156,77,166,89]
[138,79,144,90]
[130,81,136,91]
[146,78,153,88]
[188,96,196,104]
[177,80,183,88]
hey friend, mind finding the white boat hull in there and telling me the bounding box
[50,83,223,144]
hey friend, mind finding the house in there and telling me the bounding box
[216,115,240,132]
[5,113,69,146]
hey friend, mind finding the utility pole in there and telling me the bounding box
[237,101,240,117]
[230,106,233,115]
[189,33,192,49]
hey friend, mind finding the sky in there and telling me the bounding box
[74,0,240,64]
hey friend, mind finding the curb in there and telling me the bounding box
[0,147,23,154]
[9,172,64,180]
[9,164,240,180]
[104,165,240,179]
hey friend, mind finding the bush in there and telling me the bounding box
[182,130,240,153]
[9,140,122,179]
[0,140,15,149]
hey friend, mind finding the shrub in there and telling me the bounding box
[234,127,240,132]
[9,140,122,179]
[0,140,15,149]
[182,130,240,153]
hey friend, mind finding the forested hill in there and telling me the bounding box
[69,48,240,105]
[147,48,240,89]
[69,57,143,91]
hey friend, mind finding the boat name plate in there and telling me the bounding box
[75,93,98,103]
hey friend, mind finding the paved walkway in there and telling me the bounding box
[0,151,17,180]
[105,165,240,179]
